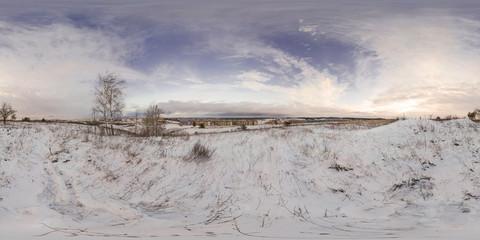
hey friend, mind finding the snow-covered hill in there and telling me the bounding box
[1,120,479,239]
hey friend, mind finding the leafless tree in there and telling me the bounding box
[90,107,99,134]
[92,72,126,135]
[134,109,140,135]
[0,102,16,124]
[91,107,97,121]
[142,103,164,136]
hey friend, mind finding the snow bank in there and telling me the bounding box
[1,120,479,239]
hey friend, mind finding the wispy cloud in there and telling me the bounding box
[235,70,272,83]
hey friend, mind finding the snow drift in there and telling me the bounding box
[1,119,479,239]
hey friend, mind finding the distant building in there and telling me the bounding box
[180,119,259,126]
[193,121,211,126]
[264,119,278,124]
[213,121,233,126]
[232,120,258,126]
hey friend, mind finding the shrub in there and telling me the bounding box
[192,122,196,127]
[41,118,46,122]
[184,141,214,163]
[467,108,480,120]
[241,125,247,131]
[445,115,459,120]
[390,176,433,200]
[199,123,205,128]
[328,163,353,172]
[22,117,30,122]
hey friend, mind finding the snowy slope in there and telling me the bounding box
[1,120,479,239]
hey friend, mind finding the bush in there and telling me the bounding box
[241,125,247,131]
[192,122,196,127]
[468,108,480,120]
[199,123,205,128]
[41,118,46,122]
[445,115,459,120]
[184,141,214,163]
[22,117,30,122]
[328,163,353,172]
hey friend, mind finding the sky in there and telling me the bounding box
[1,0,480,119]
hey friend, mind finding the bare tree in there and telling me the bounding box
[142,103,164,136]
[92,72,126,135]
[90,107,99,134]
[134,109,140,135]
[0,102,16,124]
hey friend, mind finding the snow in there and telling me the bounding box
[1,120,480,239]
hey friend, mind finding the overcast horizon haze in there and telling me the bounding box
[1,0,480,119]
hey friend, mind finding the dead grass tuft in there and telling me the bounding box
[184,141,214,163]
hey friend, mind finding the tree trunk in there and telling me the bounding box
[103,106,108,136]
[109,104,114,136]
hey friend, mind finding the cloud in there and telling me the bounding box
[355,14,480,115]
[0,20,140,118]
[235,70,272,83]
[298,25,318,36]
[371,83,480,116]
[2,1,480,118]
[291,6,480,116]
[203,33,349,107]
[155,100,354,118]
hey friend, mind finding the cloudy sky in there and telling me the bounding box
[1,0,480,119]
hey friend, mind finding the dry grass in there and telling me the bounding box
[184,141,215,163]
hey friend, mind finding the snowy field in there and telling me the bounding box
[1,119,480,239]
